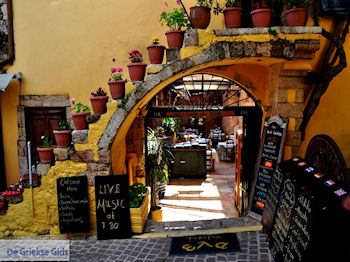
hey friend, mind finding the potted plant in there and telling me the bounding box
[129,182,151,233]
[108,59,126,100]
[156,126,165,137]
[90,87,109,114]
[53,120,72,148]
[160,1,191,49]
[214,0,242,28]
[147,37,166,65]
[70,98,91,130]
[190,0,213,29]
[127,49,147,82]
[284,0,309,26]
[37,135,53,164]
[146,127,173,222]
[251,0,272,27]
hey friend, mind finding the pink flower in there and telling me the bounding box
[293,5,296,9]
[176,0,180,4]
[70,98,75,104]
[116,67,123,72]
[164,1,168,6]
[111,67,117,73]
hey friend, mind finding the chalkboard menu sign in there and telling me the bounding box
[95,175,131,240]
[261,166,285,236]
[266,158,350,261]
[249,116,288,216]
[269,178,298,261]
[57,176,89,234]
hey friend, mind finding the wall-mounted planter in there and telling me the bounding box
[129,186,150,233]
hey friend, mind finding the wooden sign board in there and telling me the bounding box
[95,175,131,240]
[249,116,288,217]
[57,176,89,234]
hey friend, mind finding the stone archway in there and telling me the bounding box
[82,27,321,178]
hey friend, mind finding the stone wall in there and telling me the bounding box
[0,0,8,60]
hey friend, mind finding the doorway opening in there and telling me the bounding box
[144,74,263,223]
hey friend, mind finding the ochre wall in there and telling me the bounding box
[1,0,225,185]
[299,19,350,166]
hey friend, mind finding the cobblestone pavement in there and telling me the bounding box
[70,230,273,262]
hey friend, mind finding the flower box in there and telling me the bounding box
[129,186,150,233]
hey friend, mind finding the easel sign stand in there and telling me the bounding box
[248,116,288,219]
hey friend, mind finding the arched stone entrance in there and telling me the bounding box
[103,58,307,177]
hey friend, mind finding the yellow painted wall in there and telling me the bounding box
[300,18,350,167]
[1,0,226,185]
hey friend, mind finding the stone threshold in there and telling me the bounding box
[135,215,262,239]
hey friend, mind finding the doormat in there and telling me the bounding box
[169,233,240,256]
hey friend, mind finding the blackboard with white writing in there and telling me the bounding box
[57,176,89,234]
[95,175,131,240]
[261,166,285,237]
[249,117,288,216]
[269,178,298,261]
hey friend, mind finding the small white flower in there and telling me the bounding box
[41,136,45,139]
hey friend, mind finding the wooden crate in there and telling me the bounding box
[129,186,151,233]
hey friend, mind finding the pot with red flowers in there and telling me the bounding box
[251,0,271,27]
[90,87,109,114]
[284,0,309,26]
[108,59,127,100]
[127,49,147,82]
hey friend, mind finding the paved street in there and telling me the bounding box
[70,230,273,262]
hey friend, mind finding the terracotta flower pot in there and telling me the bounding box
[190,6,211,29]
[108,80,126,99]
[90,96,109,114]
[37,146,54,164]
[251,8,271,27]
[53,130,72,148]
[72,112,90,130]
[223,7,242,28]
[165,30,184,49]
[147,45,165,64]
[285,8,307,26]
[127,62,147,82]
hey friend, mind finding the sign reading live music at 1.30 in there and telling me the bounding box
[249,116,288,216]
[57,176,90,234]
[95,175,131,240]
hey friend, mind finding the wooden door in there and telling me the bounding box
[234,130,243,215]
[25,108,66,163]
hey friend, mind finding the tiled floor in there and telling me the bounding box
[160,159,239,222]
